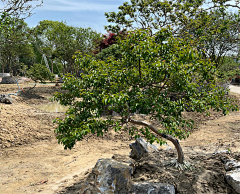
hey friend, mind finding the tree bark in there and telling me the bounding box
[128,117,184,164]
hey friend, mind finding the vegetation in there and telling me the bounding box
[0,0,239,167]
[105,0,240,68]
[33,20,101,75]
[26,63,54,89]
[53,29,238,165]
[0,17,34,73]
[218,56,240,82]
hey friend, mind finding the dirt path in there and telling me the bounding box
[1,84,240,193]
[0,137,131,194]
[230,85,240,94]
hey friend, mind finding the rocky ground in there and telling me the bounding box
[0,82,240,193]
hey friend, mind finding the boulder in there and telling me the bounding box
[80,158,133,194]
[112,154,136,172]
[0,73,10,77]
[1,76,16,84]
[129,137,158,160]
[225,169,240,193]
[214,150,230,155]
[130,182,175,194]
[0,94,12,104]
[225,159,240,171]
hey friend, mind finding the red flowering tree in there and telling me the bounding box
[93,31,117,55]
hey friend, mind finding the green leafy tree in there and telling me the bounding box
[53,29,238,167]
[181,9,240,69]
[94,44,123,61]
[218,56,240,82]
[26,63,54,90]
[0,18,34,74]
[33,20,101,75]
[105,0,240,69]
[0,0,42,46]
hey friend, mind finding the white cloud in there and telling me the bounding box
[38,0,127,12]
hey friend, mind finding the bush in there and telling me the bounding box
[26,63,54,83]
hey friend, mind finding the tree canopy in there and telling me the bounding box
[53,28,238,164]
[33,20,101,75]
[105,0,240,68]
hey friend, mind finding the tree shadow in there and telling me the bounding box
[56,179,85,194]
[17,90,45,100]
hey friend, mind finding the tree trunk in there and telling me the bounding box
[128,117,184,164]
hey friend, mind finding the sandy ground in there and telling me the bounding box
[0,83,240,193]
[229,85,240,94]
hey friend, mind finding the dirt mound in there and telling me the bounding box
[0,84,65,149]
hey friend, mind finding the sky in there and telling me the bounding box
[24,0,130,34]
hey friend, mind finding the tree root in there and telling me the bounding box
[164,159,195,171]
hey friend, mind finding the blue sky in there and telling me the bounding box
[24,0,130,34]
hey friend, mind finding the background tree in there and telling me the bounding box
[0,0,43,19]
[178,9,240,69]
[33,20,101,75]
[0,17,34,74]
[105,0,240,69]
[218,56,240,82]
[0,0,42,73]
[93,31,125,61]
[26,63,54,90]
[0,0,42,46]
[53,29,238,167]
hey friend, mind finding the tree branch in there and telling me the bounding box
[127,117,184,164]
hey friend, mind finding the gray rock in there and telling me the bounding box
[0,73,10,77]
[112,154,136,172]
[226,169,240,193]
[129,137,158,160]
[80,158,133,194]
[225,159,240,171]
[0,94,12,104]
[213,150,230,155]
[112,111,120,117]
[0,76,16,84]
[130,182,175,194]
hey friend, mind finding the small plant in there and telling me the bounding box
[26,64,54,90]
[228,148,231,154]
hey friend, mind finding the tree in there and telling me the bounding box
[0,0,43,19]
[180,9,240,69]
[33,20,101,75]
[53,29,238,167]
[0,0,42,46]
[0,18,34,74]
[93,31,126,61]
[217,56,240,82]
[0,0,42,73]
[105,0,240,69]
[26,63,54,90]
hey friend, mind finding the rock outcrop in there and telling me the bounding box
[80,156,176,194]
[130,182,175,194]
[129,137,158,160]
[80,158,133,194]
[225,169,240,193]
[222,156,240,193]
[0,94,12,104]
